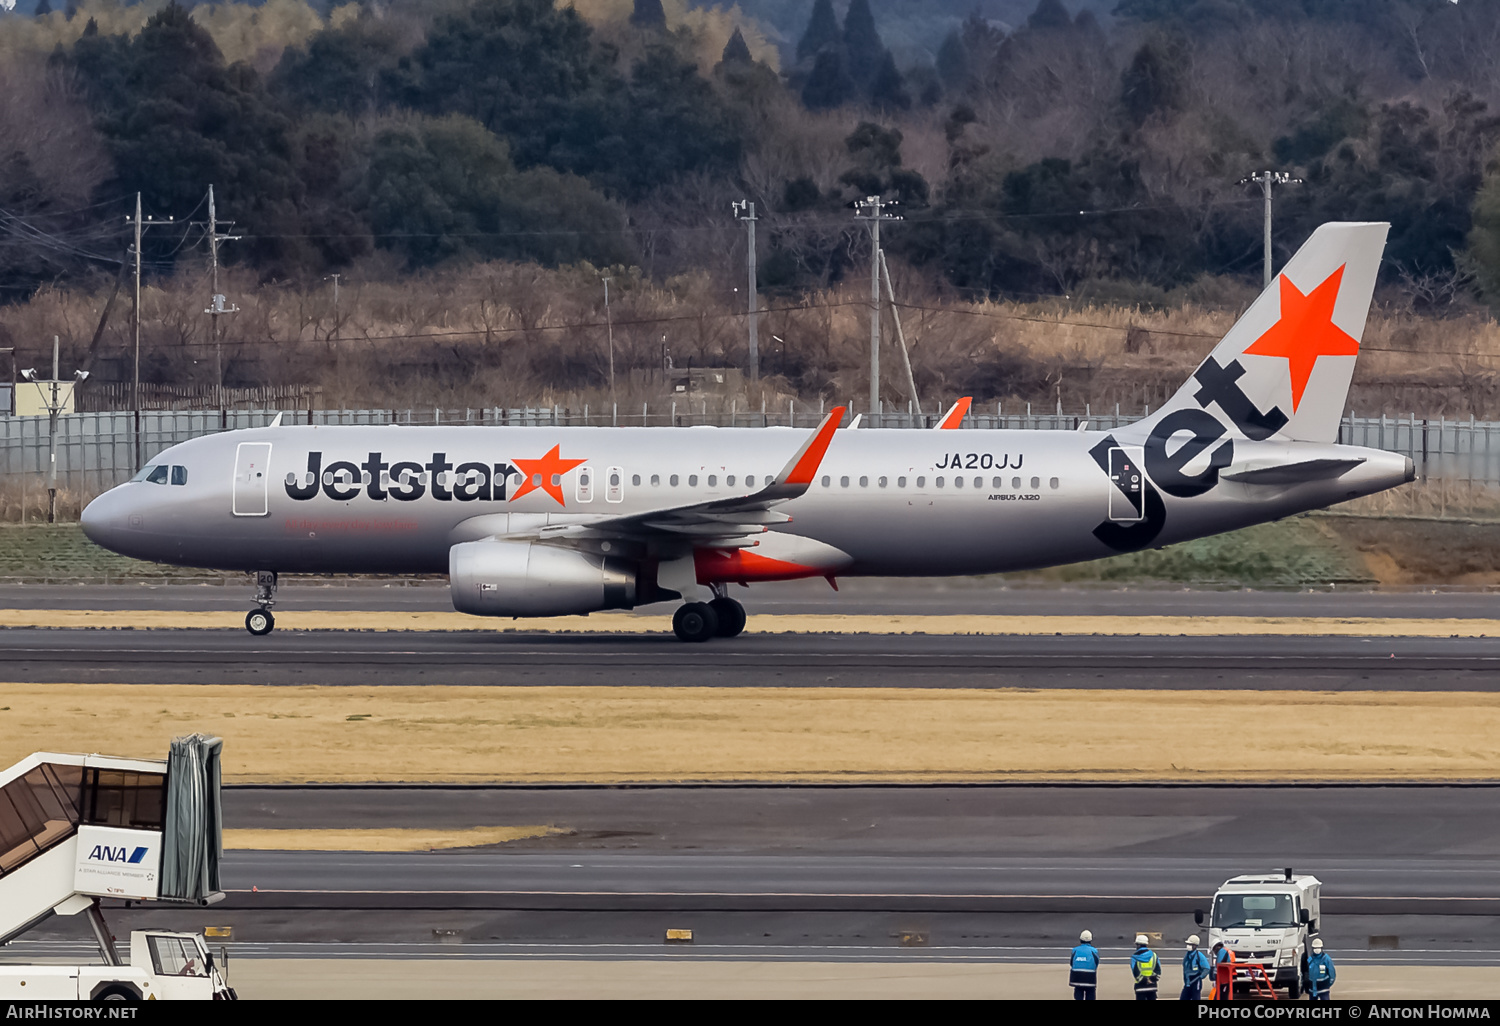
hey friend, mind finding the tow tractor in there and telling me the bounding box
[0,736,236,1000]
[1197,868,1322,1000]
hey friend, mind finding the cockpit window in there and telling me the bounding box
[171,466,188,486]
[131,465,156,483]
[145,465,169,485]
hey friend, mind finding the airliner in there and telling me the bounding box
[81,222,1412,641]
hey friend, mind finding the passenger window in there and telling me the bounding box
[878,476,887,487]
[1050,477,1059,489]
[550,473,561,487]
[1031,477,1040,489]
[821,475,831,487]
[936,477,945,488]
[632,474,641,487]
[859,476,868,487]
[727,475,736,487]
[898,476,906,488]
[1012,477,1021,489]
[707,475,717,487]
[650,474,660,486]
[745,475,756,487]
[171,466,187,486]
[145,465,169,485]
[993,477,1002,488]
[954,476,964,488]
[669,474,679,486]
[840,476,850,487]
[916,476,925,487]
[688,475,698,487]
[0,763,83,875]
[83,769,165,830]
[973,477,982,489]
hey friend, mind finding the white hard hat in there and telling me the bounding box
[1136,934,1149,946]
[1311,938,1324,952]
[1080,930,1093,943]
[1187,935,1201,947]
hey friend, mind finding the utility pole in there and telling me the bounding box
[1239,171,1302,287]
[732,200,758,382]
[126,194,172,470]
[327,273,341,340]
[21,336,88,524]
[602,274,615,398]
[855,195,900,416]
[202,185,240,410]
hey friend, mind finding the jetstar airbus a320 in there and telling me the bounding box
[81,222,1413,641]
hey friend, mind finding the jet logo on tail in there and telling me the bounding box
[1242,265,1359,412]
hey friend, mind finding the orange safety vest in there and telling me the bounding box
[1212,949,1238,1000]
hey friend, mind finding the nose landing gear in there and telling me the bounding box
[246,571,277,636]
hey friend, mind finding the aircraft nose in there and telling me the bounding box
[80,486,134,553]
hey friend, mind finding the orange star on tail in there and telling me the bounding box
[510,445,587,506]
[1242,265,1360,413]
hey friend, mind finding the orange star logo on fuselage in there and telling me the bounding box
[510,445,587,506]
[1242,265,1360,413]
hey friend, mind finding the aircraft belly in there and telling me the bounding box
[784,491,1105,577]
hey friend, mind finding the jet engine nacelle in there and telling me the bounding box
[448,539,638,617]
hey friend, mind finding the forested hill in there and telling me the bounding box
[2,0,1500,313]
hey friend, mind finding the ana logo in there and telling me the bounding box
[89,845,149,864]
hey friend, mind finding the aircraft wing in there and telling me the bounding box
[528,406,846,546]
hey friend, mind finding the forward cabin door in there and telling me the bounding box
[1107,446,1145,522]
[232,443,272,517]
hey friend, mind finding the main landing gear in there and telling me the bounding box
[672,585,746,643]
[246,570,277,636]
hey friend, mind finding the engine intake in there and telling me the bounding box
[449,539,638,617]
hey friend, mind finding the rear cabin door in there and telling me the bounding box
[1107,446,1145,522]
[232,443,272,517]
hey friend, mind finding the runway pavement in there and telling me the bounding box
[14,785,1500,966]
[6,580,1500,617]
[2,626,1500,686]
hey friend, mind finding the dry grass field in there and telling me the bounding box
[3,683,1496,784]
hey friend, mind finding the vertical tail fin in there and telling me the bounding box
[1145,222,1389,443]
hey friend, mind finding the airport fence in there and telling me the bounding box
[0,405,1497,496]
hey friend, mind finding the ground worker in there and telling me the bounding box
[1212,941,1237,1000]
[1305,938,1336,1000]
[1131,934,1162,1000]
[1069,930,1100,1000]
[1181,934,1210,1000]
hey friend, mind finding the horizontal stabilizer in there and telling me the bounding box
[1220,457,1365,485]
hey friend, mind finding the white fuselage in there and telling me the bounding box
[80,423,1412,584]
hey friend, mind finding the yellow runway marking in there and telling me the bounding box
[0,609,1495,637]
[222,826,562,851]
[3,683,1498,784]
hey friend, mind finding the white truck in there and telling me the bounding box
[1196,869,1321,999]
[0,738,236,1001]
